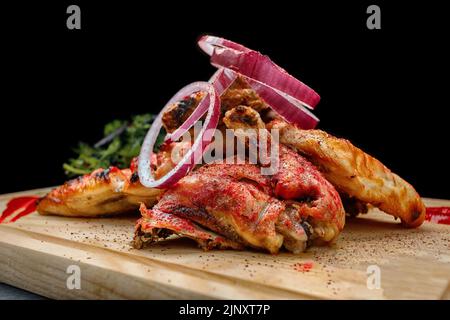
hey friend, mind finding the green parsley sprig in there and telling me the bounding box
[63,114,165,177]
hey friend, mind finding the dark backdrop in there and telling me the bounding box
[1,1,449,198]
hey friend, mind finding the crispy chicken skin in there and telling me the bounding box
[220,77,268,113]
[161,76,268,133]
[223,105,425,228]
[134,145,345,253]
[36,140,191,217]
[274,145,345,241]
[136,163,286,253]
[162,91,205,133]
[267,120,426,227]
[37,167,162,217]
[135,204,244,251]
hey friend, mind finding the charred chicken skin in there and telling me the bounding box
[37,165,162,217]
[135,145,345,254]
[36,141,188,217]
[267,120,426,227]
[224,105,425,228]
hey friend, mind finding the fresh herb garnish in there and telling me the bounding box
[63,114,165,177]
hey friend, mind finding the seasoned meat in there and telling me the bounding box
[37,166,161,217]
[162,91,205,133]
[268,119,426,227]
[134,145,345,253]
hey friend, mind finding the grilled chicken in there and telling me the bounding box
[35,74,425,255]
[36,79,262,218]
[267,120,426,227]
[134,144,345,254]
[37,166,162,217]
[36,141,188,217]
[223,105,425,228]
[161,76,268,133]
[134,203,244,251]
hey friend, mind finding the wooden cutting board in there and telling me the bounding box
[0,187,449,300]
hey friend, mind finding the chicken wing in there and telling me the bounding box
[37,166,162,217]
[36,141,186,217]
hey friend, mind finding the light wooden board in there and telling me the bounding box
[0,187,449,300]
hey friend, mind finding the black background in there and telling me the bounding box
[1,1,449,198]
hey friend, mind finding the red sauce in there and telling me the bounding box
[293,262,314,272]
[426,207,450,225]
[130,157,139,173]
[0,196,40,224]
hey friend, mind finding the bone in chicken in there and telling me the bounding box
[36,76,425,255]
[223,105,425,228]
[267,120,426,227]
[134,146,345,254]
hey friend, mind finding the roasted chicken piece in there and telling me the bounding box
[36,81,259,218]
[162,91,205,133]
[36,73,424,256]
[224,105,425,228]
[134,143,345,254]
[134,204,244,251]
[161,76,268,133]
[36,140,187,217]
[267,120,426,227]
[37,166,162,217]
[220,76,268,114]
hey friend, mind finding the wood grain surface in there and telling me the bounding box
[0,187,449,300]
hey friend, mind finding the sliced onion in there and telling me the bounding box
[210,68,319,129]
[198,35,321,110]
[138,82,220,189]
[208,68,237,93]
[168,69,235,142]
[198,35,252,56]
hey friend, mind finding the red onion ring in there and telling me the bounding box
[138,82,220,188]
[209,68,319,129]
[167,69,236,142]
[198,35,321,110]
[198,35,252,56]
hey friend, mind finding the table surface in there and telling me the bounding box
[1,188,449,300]
[0,282,45,300]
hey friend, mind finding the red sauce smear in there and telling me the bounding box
[293,262,314,272]
[426,207,450,225]
[0,196,40,224]
[130,157,139,173]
